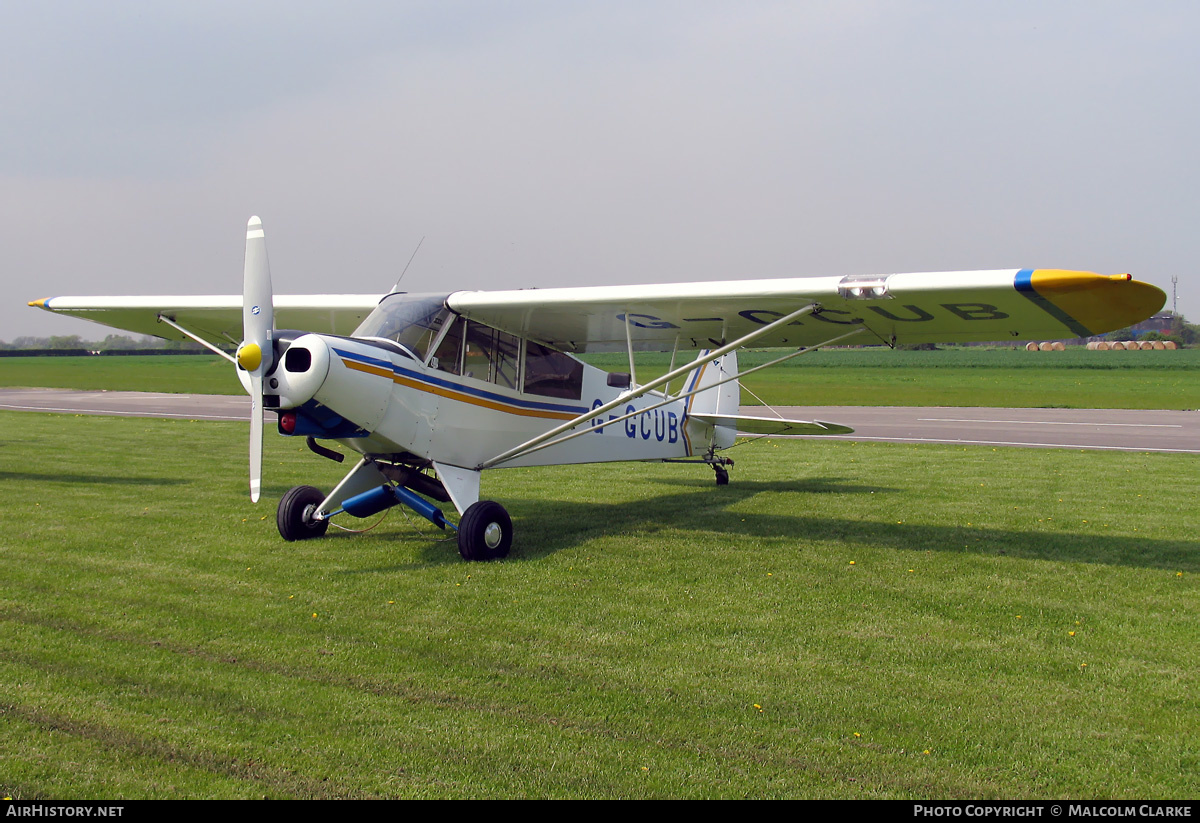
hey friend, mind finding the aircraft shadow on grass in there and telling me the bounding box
[343,476,1197,574]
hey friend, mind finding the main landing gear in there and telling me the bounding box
[276,482,513,563]
[457,500,513,562]
[277,485,330,541]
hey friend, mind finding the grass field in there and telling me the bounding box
[2,347,1198,408]
[0,355,239,395]
[589,347,1200,410]
[2,410,1196,798]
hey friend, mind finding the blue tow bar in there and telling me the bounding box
[329,485,456,531]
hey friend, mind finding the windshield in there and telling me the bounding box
[353,293,452,359]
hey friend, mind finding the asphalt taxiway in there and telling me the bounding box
[1,388,1195,454]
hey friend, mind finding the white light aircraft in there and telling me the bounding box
[30,217,1166,560]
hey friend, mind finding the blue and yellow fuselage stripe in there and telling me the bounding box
[679,356,711,457]
[333,348,589,421]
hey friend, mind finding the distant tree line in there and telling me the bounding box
[0,334,211,352]
[1107,313,1197,347]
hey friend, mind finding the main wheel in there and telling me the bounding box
[457,500,512,561]
[277,485,330,541]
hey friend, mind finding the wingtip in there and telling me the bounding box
[28,298,50,309]
[1022,269,1167,335]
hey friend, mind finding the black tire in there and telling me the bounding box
[715,467,729,486]
[277,485,330,541]
[457,500,512,561]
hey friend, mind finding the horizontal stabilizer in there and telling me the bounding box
[690,414,853,436]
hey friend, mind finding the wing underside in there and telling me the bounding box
[447,269,1165,353]
[30,269,1164,355]
[28,294,384,346]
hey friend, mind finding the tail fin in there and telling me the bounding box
[679,349,855,450]
[681,349,739,450]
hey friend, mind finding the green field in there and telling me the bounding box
[0,355,240,395]
[590,347,1200,410]
[3,347,1197,408]
[1,411,1196,799]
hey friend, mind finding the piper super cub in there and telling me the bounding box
[30,217,1166,560]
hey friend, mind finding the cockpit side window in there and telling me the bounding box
[430,315,464,375]
[493,332,520,390]
[463,321,520,389]
[424,314,582,400]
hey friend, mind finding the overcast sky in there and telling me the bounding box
[3,0,1195,341]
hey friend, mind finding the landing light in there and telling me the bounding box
[838,276,891,300]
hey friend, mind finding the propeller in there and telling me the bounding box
[236,216,274,502]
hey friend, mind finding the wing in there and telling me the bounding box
[447,269,1165,352]
[28,294,384,346]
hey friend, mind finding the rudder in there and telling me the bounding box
[681,349,739,450]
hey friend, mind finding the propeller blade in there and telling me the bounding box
[249,375,263,503]
[237,215,275,503]
[241,215,274,376]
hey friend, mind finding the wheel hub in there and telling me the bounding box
[483,522,503,549]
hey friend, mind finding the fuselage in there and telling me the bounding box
[258,293,722,470]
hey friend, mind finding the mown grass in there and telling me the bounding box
[1,410,1196,798]
[4,347,1196,408]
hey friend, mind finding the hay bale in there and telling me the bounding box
[1051,341,1066,351]
[1038,342,1054,351]
[1165,341,1178,350]
[1026,341,1040,351]
[1151,340,1166,350]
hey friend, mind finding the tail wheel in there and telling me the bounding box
[278,485,330,541]
[457,500,512,561]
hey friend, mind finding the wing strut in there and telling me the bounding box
[624,311,638,387]
[156,314,237,364]
[476,302,823,470]
[485,326,866,466]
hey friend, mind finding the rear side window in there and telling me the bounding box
[524,342,583,399]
